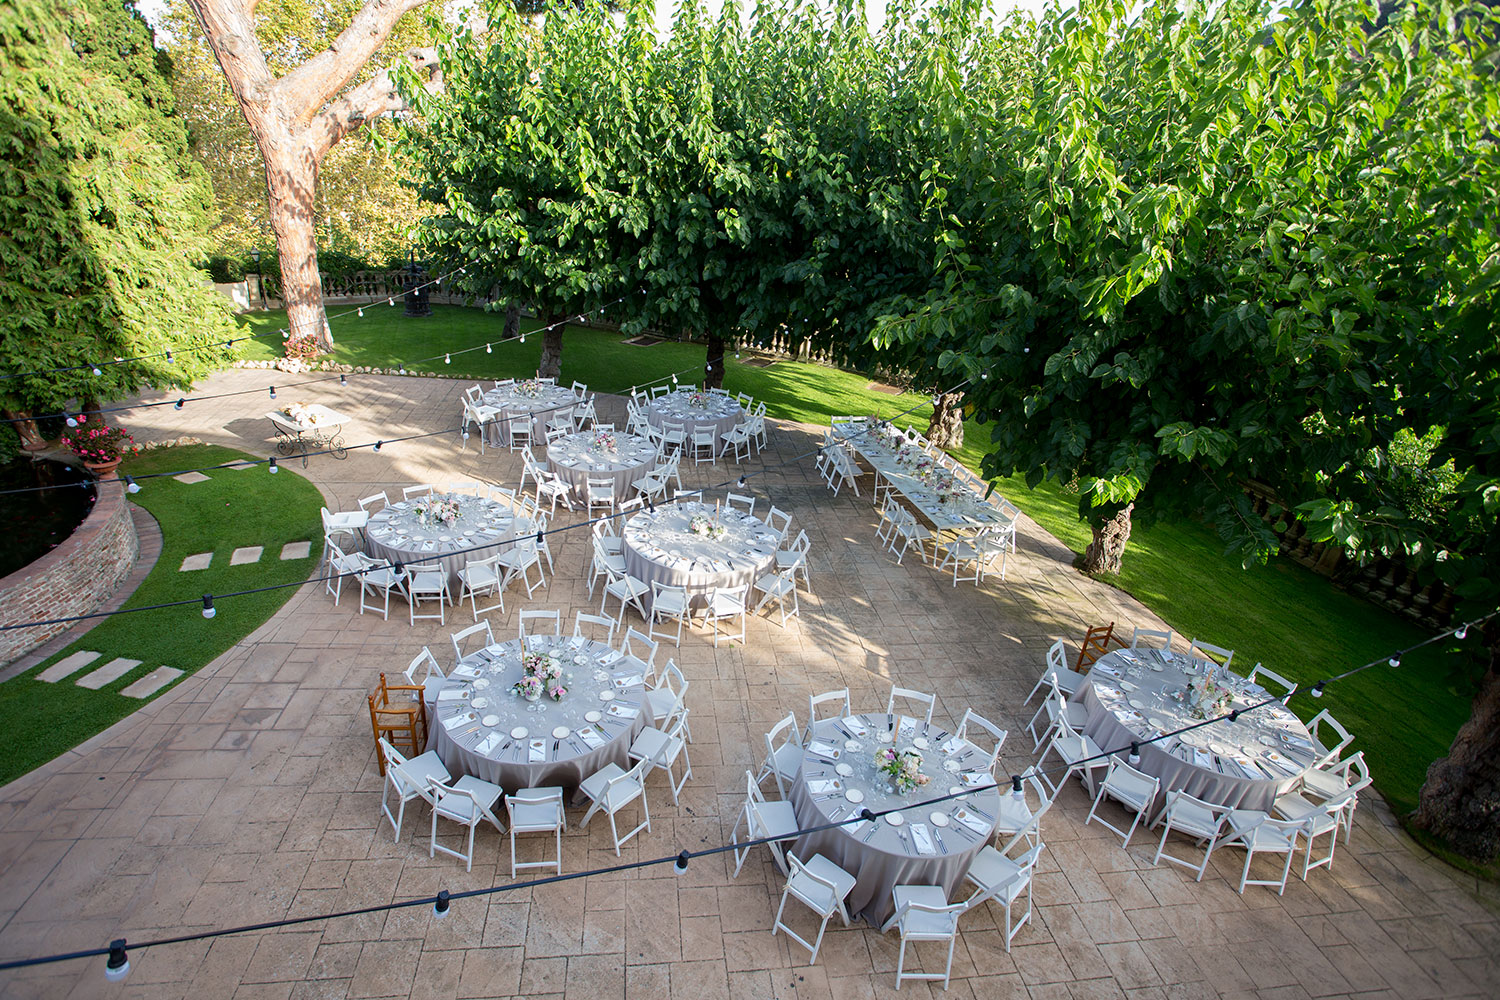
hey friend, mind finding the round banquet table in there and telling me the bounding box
[546,431,659,502]
[482,381,580,447]
[1071,648,1317,818]
[646,389,743,445]
[620,500,779,610]
[364,493,531,591]
[788,713,1001,925]
[425,634,650,796]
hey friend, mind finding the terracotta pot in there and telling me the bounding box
[83,459,122,477]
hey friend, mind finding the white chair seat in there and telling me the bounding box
[1299,768,1349,799]
[435,775,503,824]
[888,885,954,934]
[510,797,563,831]
[708,590,746,615]
[790,854,858,907]
[653,588,688,615]
[765,741,802,781]
[1273,793,1339,836]
[1229,810,1301,851]
[1163,796,1224,840]
[754,572,793,600]
[630,726,681,765]
[579,762,627,802]
[965,846,1029,904]
[756,799,799,838]
[993,794,1034,834]
[457,564,500,589]
[1104,767,1157,811]
[327,510,368,531]
[396,751,450,792]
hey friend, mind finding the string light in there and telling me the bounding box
[445,354,451,365]
[200,595,215,619]
[432,890,450,919]
[267,457,278,474]
[269,386,276,399]
[104,941,129,983]
[125,476,140,494]
[373,440,383,453]
[64,414,78,428]
[1311,681,1326,698]
[91,366,102,376]
[388,297,395,306]
[672,851,690,875]
[1456,624,1468,640]
[174,398,184,410]
[339,374,347,385]
[485,343,492,354]
[1388,656,1401,667]
[1128,741,1141,766]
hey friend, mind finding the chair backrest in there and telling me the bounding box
[519,609,561,641]
[608,757,651,797]
[1076,622,1118,670]
[546,425,569,444]
[766,506,792,538]
[1130,627,1173,650]
[784,851,840,906]
[726,492,755,515]
[1306,709,1354,764]
[887,685,936,725]
[320,506,335,530]
[1247,663,1296,701]
[358,491,388,513]
[766,712,801,757]
[785,529,810,555]
[956,708,1007,771]
[403,484,433,499]
[807,689,850,733]
[506,787,563,827]
[405,646,444,687]
[571,380,588,394]
[573,611,618,644]
[620,626,657,670]
[1045,639,1070,678]
[378,736,408,775]
[1188,638,1234,668]
[451,620,495,663]
[966,842,1043,910]
[1162,789,1228,831]
[659,660,688,701]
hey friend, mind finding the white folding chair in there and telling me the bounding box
[805,689,850,742]
[1274,778,1370,877]
[456,554,506,622]
[600,565,649,623]
[772,851,856,965]
[1151,790,1230,880]
[934,529,989,587]
[497,538,546,599]
[731,770,799,878]
[628,712,693,805]
[961,843,1043,951]
[954,708,1007,775]
[1035,713,1108,796]
[1026,675,1090,752]
[1022,638,1086,704]
[325,542,354,605]
[1296,750,1367,842]
[406,567,451,625]
[1187,638,1234,668]
[879,887,965,990]
[756,713,803,799]
[1247,663,1297,703]
[718,421,752,463]
[403,646,445,691]
[1084,757,1162,848]
[886,685,936,726]
[752,566,800,627]
[353,555,406,620]
[648,581,691,646]
[724,492,755,516]
[577,758,652,856]
[357,491,388,515]
[644,659,688,735]
[1130,627,1173,650]
[764,505,792,541]
[379,738,450,842]
[506,416,532,452]
[450,620,495,665]
[572,611,618,646]
[586,477,616,518]
[320,506,367,566]
[518,609,561,642]
[621,626,661,678]
[691,427,717,465]
[427,774,506,871]
[992,770,1052,856]
[587,532,626,599]
[704,584,749,646]
[506,786,565,877]
[1306,709,1355,767]
[1221,811,1305,894]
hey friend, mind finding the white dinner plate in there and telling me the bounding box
[573,655,588,665]
[943,759,962,772]
[552,727,570,739]
[584,711,603,723]
[929,812,950,827]
[844,739,862,752]
[471,697,488,710]
[844,788,865,803]
[877,731,894,744]
[481,714,500,727]
[912,737,929,750]
[1148,717,1166,729]
[1208,742,1228,755]
[599,690,615,701]
[834,763,854,777]
[1128,698,1146,710]
[1258,735,1278,746]
[885,812,905,826]
[510,727,528,739]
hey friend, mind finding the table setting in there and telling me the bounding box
[364,492,531,591]
[482,379,581,446]
[425,634,650,794]
[788,712,1001,924]
[620,499,779,609]
[1073,648,1315,816]
[546,429,659,502]
[646,389,743,444]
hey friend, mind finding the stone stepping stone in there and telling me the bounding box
[38,650,102,683]
[180,552,213,572]
[280,541,311,560]
[76,657,142,690]
[120,666,183,699]
[173,471,211,484]
[230,546,263,565]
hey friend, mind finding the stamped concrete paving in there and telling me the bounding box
[0,368,1495,999]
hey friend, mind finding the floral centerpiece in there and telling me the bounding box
[689,514,726,538]
[588,429,617,454]
[685,390,711,409]
[933,474,957,503]
[60,418,134,470]
[874,747,930,794]
[412,496,461,527]
[514,379,544,399]
[513,650,570,702]
[281,402,323,426]
[1175,671,1233,720]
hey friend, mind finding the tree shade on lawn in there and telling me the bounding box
[0,446,324,787]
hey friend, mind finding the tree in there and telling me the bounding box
[0,0,236,444]
[184,0,443,351]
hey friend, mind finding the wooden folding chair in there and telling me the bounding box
[369,672,428,773]
[1075,622,1121,672]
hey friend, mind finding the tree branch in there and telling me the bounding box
[186,0,275,115]
[275,0,432,125]
[308,48,441,159]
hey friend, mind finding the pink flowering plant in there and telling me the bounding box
[60,418,133,464]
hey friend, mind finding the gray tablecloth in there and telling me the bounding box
[364,494,531,591]
[1072,649,1314,817]
[834,419,1015,532]
[482,382,580,446]
[620,500,778,609]
[547,431,658,502]
[647,390,743,444]
[788,714,1001,925]
[425,635,649,795]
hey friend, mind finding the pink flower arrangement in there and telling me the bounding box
[513,651,570,701]
[874,746,930,793]
[60,418,133,464]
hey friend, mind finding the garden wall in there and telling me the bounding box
[0,478,138,666]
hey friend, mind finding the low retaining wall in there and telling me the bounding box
[0,478,138,666]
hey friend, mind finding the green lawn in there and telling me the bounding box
[236,305,1471,817]
[0,446,324,786]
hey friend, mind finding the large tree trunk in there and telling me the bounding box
[704,332,725,390]
[6,411,44,452]
[537,312,564,378]
[1411,627,1500,863]
[927,391,965,449]
[504,302,521,341]
[1082,502,1134,574]
[265,148,332,351]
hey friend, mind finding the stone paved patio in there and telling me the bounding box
[1,369,1495,999]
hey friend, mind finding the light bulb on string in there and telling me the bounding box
[282,329,290,340]
[388,297,395,306]
[91,366,102,376]
[485,343,492,354]
[671,374,678,385]
[1128,741,1141,766]
[399,365,407,375]
[339,374,347,385]
[673,851,690,875]
[165,351,173,361]
[373,440,383,453]
[201,594,216,619]
[357,308,364,317]
[174,398,185,410]
[1388,656,1401,667]
[125,476,140,494]
[445,354,451,365]
[433,890,450,919]
[268,457,278,474]
[269,386,276,399]
[104,940,130,983]
[1456,624,1469,640]
[65,414,78,428]
[519,334,526,344]
[1311,681,1326,698]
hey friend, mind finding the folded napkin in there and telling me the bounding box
[910,823,937,856]
[475,733,502,755]
[842,717,870,737]
[1191,748,1214,769]
[442,713,473,731]
[1092,663,1122,679]
[1232,756,1262,779]
[599,650,624,666]
[528,739,547,762]
[960,771,988,787]
[484,643,506,655]
[1117,652,1141,665]
[606,703,639,719]
[939,736,968,756]
[953,809,989,835]
[1282,734,1314,750]
[569,636,585,649]
[807,740,841,759]
[807,779,841,795]
[897,716,919,739]
[577,726,605,748]
[437,688,468,702]
[451,666,481,680]
[613,674,644,689]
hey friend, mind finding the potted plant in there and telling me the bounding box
[60,417,134,477]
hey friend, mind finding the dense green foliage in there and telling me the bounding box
[0,0,237,414]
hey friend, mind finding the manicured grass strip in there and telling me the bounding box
[0,445,324,786]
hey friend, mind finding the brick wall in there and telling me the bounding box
[0,479,139,666]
